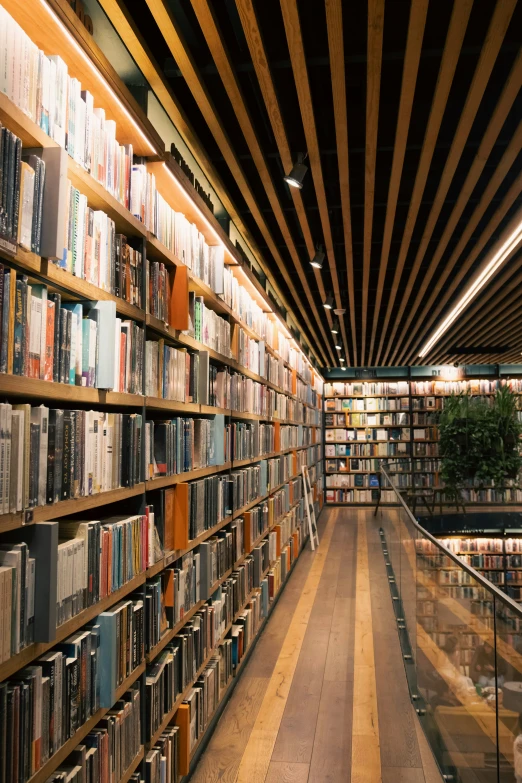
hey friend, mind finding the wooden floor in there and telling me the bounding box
[189,508,442,783]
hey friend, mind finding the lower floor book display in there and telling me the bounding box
[0,460,323,783]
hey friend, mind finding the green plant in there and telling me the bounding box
[439,386,522,496]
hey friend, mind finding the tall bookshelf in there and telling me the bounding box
[324,375,522,506]
[0,2,324,782]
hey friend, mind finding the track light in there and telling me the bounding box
[331,321,339,334]
[419,216,522,358]
[335,344,342,350]
[323,294,334,310]
[284,153,308,189]
[310,244,325,269]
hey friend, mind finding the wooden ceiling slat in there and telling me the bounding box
[279,0,349,363]
[402,151,522,364]
[144,0,330,365]
[395,53,522,365]
[233,0,337,365]
[373,0,474,365]
[361,0,385,365]
[98,0,326,367]
[386,0,518,365]
[325,0,357,365]
[367,0,428,365]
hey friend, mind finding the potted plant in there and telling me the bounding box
[439,385,522,497]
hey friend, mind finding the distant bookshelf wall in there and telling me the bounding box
[0,2,324,782]
[324,377,522,506]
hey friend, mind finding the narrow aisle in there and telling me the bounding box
[189,509,441,783]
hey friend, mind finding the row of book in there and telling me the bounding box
[0,513,155,662]
[0,283,144,392]
[145,415,227,479]
[325,382,410,397]
[145,339,201,402]
[0,506,309,782]
[44,685,141,783]
[325,474,380,489]
[325,427,411,443]
[0,595,144,783]
[325,488,380,504]
[325,397,410,412]
[59,183,143,306]
[0,5,133,208]
[185,293,231,358]
[0,404,143,517]
[325,412,410,427]
[324,441,410,458]
[0,124,45,253]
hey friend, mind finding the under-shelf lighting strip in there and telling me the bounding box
[38,0,157,154]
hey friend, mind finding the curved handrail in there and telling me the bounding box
[380,460,522,618]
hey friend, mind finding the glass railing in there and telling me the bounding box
[378,459,522,783]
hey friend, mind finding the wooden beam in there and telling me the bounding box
[367,0,428,364]
[361,0,385,364]
[373,0,473,365]
[144,0,329,366]
[279,0,349,362]
[232,0,337,365]
[97,0,327,367]
[386,0,518,364]
[325,0,357,365]
[402,156,522,364]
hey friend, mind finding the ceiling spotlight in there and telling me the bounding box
[333,308,346,316]
[284,152,308,189]
[335,344,342,350]
[323,294,334,310]
[331,321,339,334]
[310,244,325,269]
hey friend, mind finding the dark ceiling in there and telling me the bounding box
[128,0,521,368]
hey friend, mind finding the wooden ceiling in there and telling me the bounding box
[109,0,521,367]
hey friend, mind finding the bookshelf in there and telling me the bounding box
[0,2,325,781]
[324,376,522,506]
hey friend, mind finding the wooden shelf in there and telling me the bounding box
[0,373,144,406]
[146,463,232,490]
[0,483,146,534]
[120,749,145,783]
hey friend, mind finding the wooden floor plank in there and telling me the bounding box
[265,761,310,783]
[189,676,269,783]
[308,680,354,782]
[235,512,338,783]
[381,767,426,783]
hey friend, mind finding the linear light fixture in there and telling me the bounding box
[38,0,156,154]
[419,218,522,358]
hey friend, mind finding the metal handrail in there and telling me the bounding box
[380,461,522,618]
